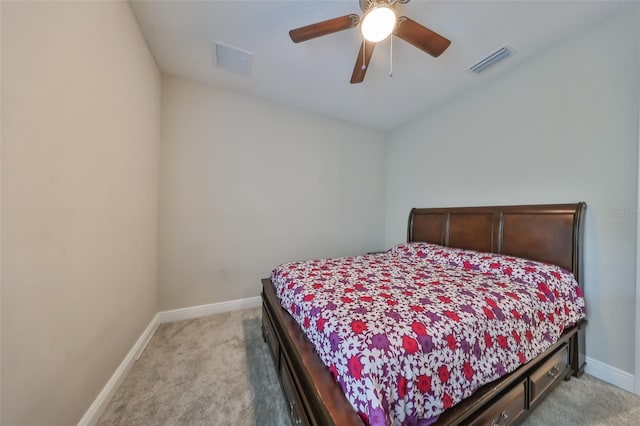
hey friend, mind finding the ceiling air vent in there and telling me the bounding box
[215,42,253,76]
[469,46,513,74]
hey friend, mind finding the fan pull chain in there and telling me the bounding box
[389,34,393,77]
[362,40,366,70]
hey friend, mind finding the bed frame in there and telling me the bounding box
[261,203,586,425]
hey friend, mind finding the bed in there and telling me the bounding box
[261,203,586,425]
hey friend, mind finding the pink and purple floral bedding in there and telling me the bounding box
[271,242,585,426]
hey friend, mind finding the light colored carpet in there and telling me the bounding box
[522,373,640,426]
[98,307,640,425]
[97,308,288,426]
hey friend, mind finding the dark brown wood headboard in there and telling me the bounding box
[407,203,586,284]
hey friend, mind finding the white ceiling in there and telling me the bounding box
[130,0,626,131]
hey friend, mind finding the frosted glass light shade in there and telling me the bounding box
[360,5,396,42]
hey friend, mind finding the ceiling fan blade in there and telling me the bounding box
[394,17,451,57]
[289,14,359,43]
[350,40,376,84]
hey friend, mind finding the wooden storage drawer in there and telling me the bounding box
[280,354,310,426]
[262,305,279,367]
[469,379,527,426]
[530,343,569,405]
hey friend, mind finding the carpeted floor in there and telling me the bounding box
[97,307,640,426]
[97,308,288,426]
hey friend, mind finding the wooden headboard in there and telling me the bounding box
[407,203,586,284]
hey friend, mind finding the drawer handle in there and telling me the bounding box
[547,366,560,379]
[262,332,269,345]
[490,411,508,426]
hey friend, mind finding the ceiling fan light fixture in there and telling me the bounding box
[360,4,396,42]
[288,0,451,83]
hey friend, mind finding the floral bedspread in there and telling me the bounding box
[271,243,585,426]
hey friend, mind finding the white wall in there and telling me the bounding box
[386,9,639,376]
[160,76,386,310]
[1,2,160,424]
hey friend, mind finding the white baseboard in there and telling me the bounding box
[585,356,636,394]
[77,313,160,426]
[157,296,262,323]
[78,296,262,426]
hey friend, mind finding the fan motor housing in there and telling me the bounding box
[360,0,410,12]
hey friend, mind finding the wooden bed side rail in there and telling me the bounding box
[436,323,582,425]
[262,278,364,426]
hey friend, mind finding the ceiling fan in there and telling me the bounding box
[289,0,451,84]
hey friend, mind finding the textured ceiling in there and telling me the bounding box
[130,0,625,130]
